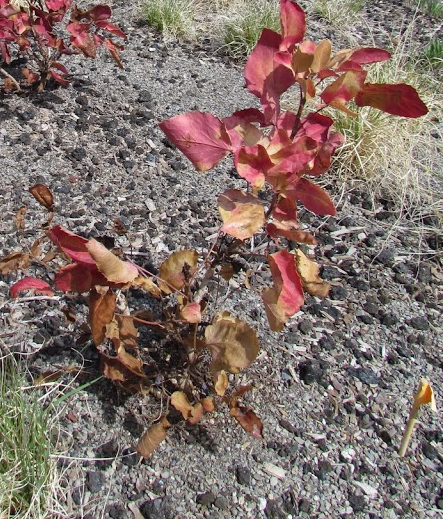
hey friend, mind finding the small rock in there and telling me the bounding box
[329,285,348,300]
[299,360,327,385]
[298,319,313,335]
[236,466,251,486]
[353,481,378,498]
[109,503,126,519]
[214,496,229,510]
[314,460,333,481]
[196,491,216,506]
[347,367,380,385]
[348,493,366,512]
[140,499,167,519]
[374,249,395,265]
[340,446,356,463]
[379,312,398,327]
[86,470,106,493]
[279,419,299,435]
[421,440,438,460]
[264,499,286,519]
[298,498,311,513]
[408,316,429,331]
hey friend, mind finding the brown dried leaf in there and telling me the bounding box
[0,252,31,275]
[170,391,204,424]
[230,405,263,439]
[295,249,330,298]
[159,250,198,294]
[34,370,65,386]
[201,396,216,413]
[188,402,204,425]
[107,314,139,351]
[136,417,171,458]
[215,370,229,396]
[132,276,162,298]
[180,302,202,323]
[89,287,116,346]
[171,391,193,419]
[113,218,128,235]
[220,263,235,282]
[205,311,260,375]
[117,345,147,379]
[99,353,147,391]
[29,184,54,211]
[86,239,138,284]
[15,206,27,231]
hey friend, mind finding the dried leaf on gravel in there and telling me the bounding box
[137,417,171,458]
[29,183,54,211]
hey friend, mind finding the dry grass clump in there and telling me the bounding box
[307,0,365,30]
[215,0,280,58]
[0,355,66,519]
[141,0,199,40]
[329,33,443,230]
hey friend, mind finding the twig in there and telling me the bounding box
[0,67,21,92]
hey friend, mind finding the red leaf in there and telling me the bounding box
[67,22,97,57]
[320,70,367,105]
[350,47,391,64]
[95,20,126,39]
[298,113,333,143]
[50,70,70,86]
[279,0,306,51]
[45,0,68,11]
[288,178,336,215]
[234,145,272,189]
[54,264,107,292]
[159,112,232,171]
[48,225,95,266]
[268,136,318,176]
[355,83,428,118]
[222,115,263,151]
[309,132,344,176]
[262,250,304,332]
[266,197,316,245]
[10,277,54,298]
[82,4,111,21]
[276,111,296,137]
[244,29,295,123]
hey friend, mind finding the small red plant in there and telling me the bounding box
[0,0,125,91]
[1,1,429,455]
[160,0,427,332]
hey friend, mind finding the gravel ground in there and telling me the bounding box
[0,1,443,518]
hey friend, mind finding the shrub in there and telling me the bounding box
[0,0,125,91]
[2,0,428,457]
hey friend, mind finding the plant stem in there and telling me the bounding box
[0,68,21,92]
[398,403,419,457]
[290,80,307,139]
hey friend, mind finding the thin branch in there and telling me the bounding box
[0,68,21,92]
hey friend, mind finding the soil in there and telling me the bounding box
[0,1,443,518]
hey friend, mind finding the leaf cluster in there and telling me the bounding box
[0,0,125,91]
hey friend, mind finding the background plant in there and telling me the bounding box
[217,0,280,58]
[0,0,125,91]
[0,355,65,519]
[141,0,197,40]
[320,26,443,227]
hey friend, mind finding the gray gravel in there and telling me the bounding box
[0,1,442,518]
